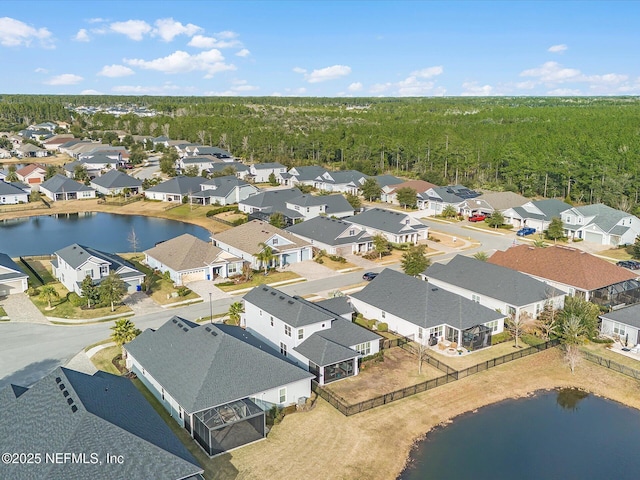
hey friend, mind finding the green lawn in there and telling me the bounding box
[217,271,303,292]
[595,247,634,261]
[580,342,640,370]
[0,305,7,317]
[90,345,123,375]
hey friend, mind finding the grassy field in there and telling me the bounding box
[316,257,359,271]
[0,305,7,317]
[90,345,123,375]
[430,340,531,370]
[580,342,640,369]
[595,247,634,261]
[217,271,302,292]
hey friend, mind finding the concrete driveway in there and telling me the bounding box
[285,260,340,282]
[1,293,49,324]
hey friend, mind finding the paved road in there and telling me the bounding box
[0,218,513,390]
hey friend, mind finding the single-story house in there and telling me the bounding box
[51,243,144,294]
[350,268,506,350]
[15,164,47,186]
[249,162,287,183]
[286,216,373,255]
[488,245,640,308]
[125,317,313,456]
[144,176,205,202]
[373,174,404,189]
[144,233,244,284]
[314,170,367,195]
[418,185,480,215]
[502,199,572,232]
[380,180,437,205]
[0,253,29,295]
[0,366,204,480]
[599,303,640,347]
[189,175,259,206]
[15,143,48,158]
[0,181,29,204]
[243,285,380,385]
[212,220,313,269]
[459,191,529,217]
[190,146,233,160]
[39,174,96,202]
[560,203,640,246]
[178,155,217,174]
[344,207,429,244]
[90,169,142,196]
[206,161,250,179]
[423,255,566,320]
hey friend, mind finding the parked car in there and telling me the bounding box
[516,227,537,236]
[362,272,379,281]
[616,260,640,270]
[468,214,486,222]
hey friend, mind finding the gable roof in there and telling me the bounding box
[422,185,480,203]
[144,176,204,195]
[385,179,437,194]
[294,331,361,366]
[240,187,302,208]
[0,253,28,281]
[475,191,529,210]
[54,244,140,277]
[600,303,640,329]
[510,199,572,221]
[0,367,202,480]
[145,234,227,271]
[252,162,286,170]
[125,318,312,413]
[318,170,367,185]
[424,255,566,306]
[40,174,95,194]
[0,181,28,196]
[289,166,327,181]
[345,207,426,235]
[350,268,504,329]
[208,161,248,174]
[287,193,353,214]
[16,163,45,177]
[193,146,232,158]
[488,245,637,291]
[571,203,634,233]
[214,220,310,254]
[90,169,142,189]
[373,174,404,188]
[286,216,371,246]
[314,296,354,316]
[196,175,250,198]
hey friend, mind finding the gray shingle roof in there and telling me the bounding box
[289,166,327,182]
[0,367,203,480]
[294,334,360,366]
[240,187,302,209]
[0,181,27,196]
[424,255,566,306]
[318,170,367,185]
[345,208,427,235]
[55,244,140,275]
[314,296,355,317]
[144,234,225,271]
[40,174,95,194]
[350,268,504,329]
[90,169,142,189]
[195,175,249,199]
[0,253,28,280]
[374,175,404,188]
[125,318,312,413]
[285,216,371,246]
[573,203,632,232]
[252,162,286,170]
[600,303,640,329]
[208,161,248,174]
[145,176,204,195]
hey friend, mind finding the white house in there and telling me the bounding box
[286,216,373,255]
[344,207,429,244]
[249,163,287,183]
[417,185,480,215]
[313,170,367,194]
[502,199,572,232]
[39,174,96,202]
[243,285,380,385]
[560,203,640,246]
[189,175,259,206]
[599,304,640,347]
[0,253,29,295]
[143,176,205,202]
[90,170,142,196]
[0,181,29,204]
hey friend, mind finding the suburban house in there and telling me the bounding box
[212,220,313,269]
[249,162,287,183]
[65,154,118,179]
[380,179,437,205]
[144,176,205,202]
[344,207,429,244]
[488,245,640,308]
[422,255,566,320]
[314,170,367,194]
[206,161,250,179]
[559,203,640,246]
[502,199,572,232]
[373,174,404,189]
[15,143,48,158]
[417,185,480,215]
[0,148,11,159]
[15,164,47,186]
[0,253,28,295]
[190,146,233,160]
[178,155,217,174]
[459,191,529,217]
[286,193,354,220]
[0,181,29,204]
[0,366,204,480]
[90,169,142,196]
[189,175,259,206]
[52,244,145,294]
[243,285,380,385]
[286,216,373,255]
[39,174,96,202]
[281,166,327,186]
[125,317,313,456]
[350,269,506,350]
[144,233,244,284]
[599,303,640,347]
[239,187,305,225]
[42,134,75,151]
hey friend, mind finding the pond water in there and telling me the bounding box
[0,212,211,256]
[399,389,640,480]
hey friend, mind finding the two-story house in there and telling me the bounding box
[313,170,367,194]
[249,162,287,183]
[417,185,480,215]
[502,199,572,232]
[281,166,327,186]
[560,203,640,246]
[243,285,380,385]
[189,175,259,206]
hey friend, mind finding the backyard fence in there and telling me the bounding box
[19,255,54,286]
[314,338,560,416]
[98,195,143,206]
[581,350,640,381]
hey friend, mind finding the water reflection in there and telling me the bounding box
[556,388,589,411]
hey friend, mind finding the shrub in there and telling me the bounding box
[68,292,85,307]
[328,254,347,263]
[27,286,40,297]
[521,333,546,346]
[216,281,236,287]
[205,205,241,217]
[572,238,583,243]
[231,217,247,226]
[361,351,384,364]
[491,331,511,345]
[315,258,324,264]
[377,322,388,332]
[589,336,614,344]
[390,242,411,251]
[177,287,191,297]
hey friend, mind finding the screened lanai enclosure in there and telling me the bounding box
[461,324,492,351]
[590,279,640,309]
[192,398,265,456]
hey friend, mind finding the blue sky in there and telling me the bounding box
[2,1,639,97]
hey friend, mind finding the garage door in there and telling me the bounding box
[584,231,603,244]
[301,248,311,261]
[180,271,206,283]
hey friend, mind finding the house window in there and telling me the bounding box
[381,311,386,319]
[613,322,626,337]
[349,229,355,236]
[298,329,304,340]
[285,325,291,337]
[471,294,480,303]
[228,263,238,275]
[306,207,310,213]
[405,219,410,225]
[270,316,274,327]
[100,266,108,275]
[507,306,516,316]
[356,342,370,356]
[179,407,182,419]
[272,238,278,245]
[430,326,443,337]
[536,303,542,315]
[280,342,287,356]
[84,269,92,278]
[279,387,286,404]
[418,328,423,340]
[485,320,500,333]
[259,310,262,316]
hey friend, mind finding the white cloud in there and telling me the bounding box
[216,30,238,39]
[370,71,445,96]
[124,49,235,78]
[153,18,202,42]
[348,82,363,92]
[548,44,568,53]
[236,48,250,57]
[80,89,103,95]
[283,87,307,96]
[205,82,260,96]
[515,80,536,90]
[88,18,106,24]
[74,29,90,42]
[292,67,307,74]
[411,66,444,78]
[520,61,581,83]
[460,81,494,96]
[188,35,216,48]
[0,17,53,47]
[110,20,152,41]
[34,67,48,74]
[305,65,351,83]
[98,64,134,77]
[44,74,83,85]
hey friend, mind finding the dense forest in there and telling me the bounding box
[1,94,640,211]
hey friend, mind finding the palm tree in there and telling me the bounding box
[473,251,489,261]
[110,318,142,349]
[442,205,457,219]
[255,242,274,274]
[39,285,59,309]
[227,301,244,325]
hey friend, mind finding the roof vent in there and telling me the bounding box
[67,398,74,405]
[63,390,69,397]
[205,326,211,332]
[279,295,285,300]
[178,323,183,328]
[431,288,438,291]
[210,330,217,336]
[55,377,61,383]
[270,291,276,296]
[288,300,294,305]
[58,383,65,390]
[71,405,78,413]
[183,327,189,332]
[172,318,178,324]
